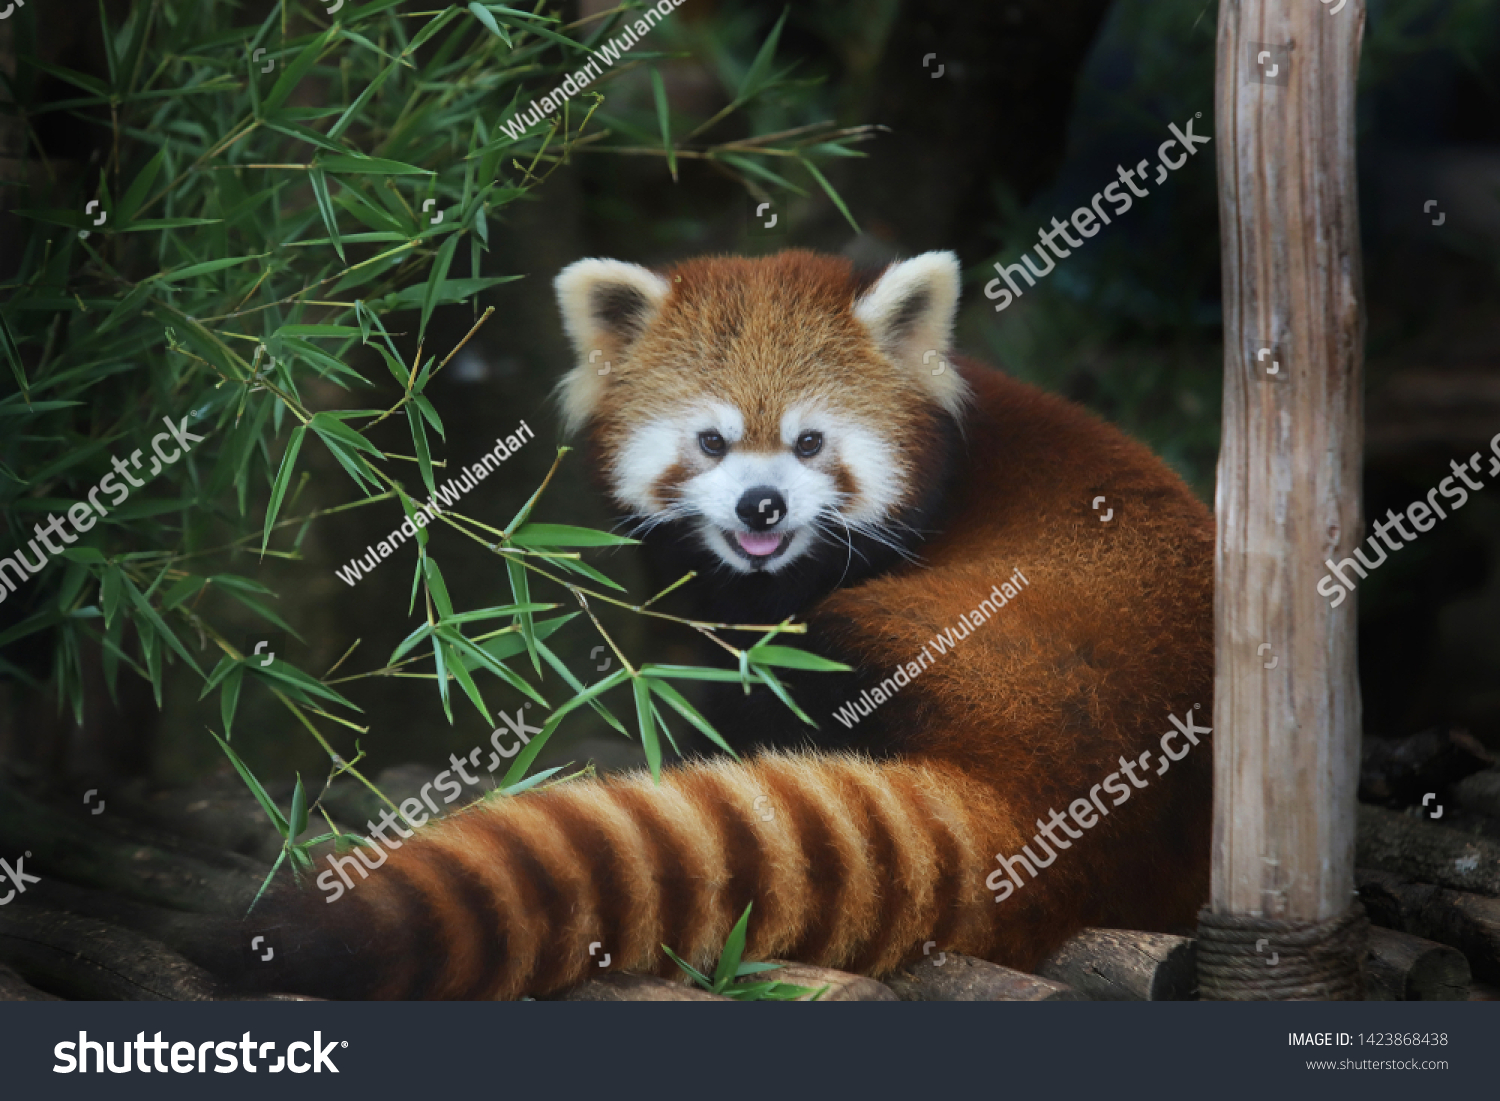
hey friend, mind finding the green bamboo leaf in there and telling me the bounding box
[650,68,677,182]
[403,8,463,57]
[497,9,584,53]
[158,255,269,284]
[419,234,460,343]
[444,604,555,626]
[739,8,789,100]
[468,2,504,39]
[718,151,808,196]
[497,765,563,797]
[160,575,208,610]
[308,168,344,263]
[638,663,758,683]
[0,311,27,399]
[319,155,434,176]
[536,638,626,735]
[262,425,306,554]
[262,25,338,116]
[211,729,290,836]
[713,902,753,990]
[443,628,548,708]
[250,658,361,712]
[661,945,712,988]
[330,58,401,138]
[117,146,165,224]
[390,622,434,665]
[413,395,445,438]
[750,664,815,726]
[121,575,202,677]
[801,157,860,234]
[508,522,637,547]
[422,557,454,618]
[744,643,850,672]
[633,678,663,782]
[498,668,630,789]
[406,405,436,497]
[648,678,738,759]
[506,556,538,673]
[309,411,382,457]
[220,663,244,739]
[100,567,122,628]
[289,774,308,840]
[473,613,576,664]
[443,639,490,723]
[399,492,430,548]
[432,632,453,721]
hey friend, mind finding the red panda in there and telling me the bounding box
[245,249,1214,1000]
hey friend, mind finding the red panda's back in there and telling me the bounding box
[811,359,1215,945]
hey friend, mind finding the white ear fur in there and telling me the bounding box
[553,258,671,435]
[853,250,969,417]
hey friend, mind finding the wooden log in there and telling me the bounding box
[1037,928,1197,1001]
[1359,728,1494,807]
[885,953,1083,1002]
[23,878,243,972]
[1205,0,1369,999]
[1364,926,1470,1001]
[0,961,61,1001]
[759,962,897,1002]
[1356,868,1500,982]
[556,973,728,1002]
[0,905,223,1000]
[1453,769,1500,821]
[0,778,267,915]
[1356,804,1500,897]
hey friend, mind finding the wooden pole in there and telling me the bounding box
[1202,0,1368,998]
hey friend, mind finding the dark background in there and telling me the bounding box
[1,0,1498,833]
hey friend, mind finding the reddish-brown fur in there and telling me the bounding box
[257,252,1213,999]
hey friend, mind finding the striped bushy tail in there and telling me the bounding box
[251,752,1013,1000]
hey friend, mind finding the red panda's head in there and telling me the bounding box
[552,250,968,579]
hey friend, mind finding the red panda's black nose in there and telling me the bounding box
[737,487,786,530]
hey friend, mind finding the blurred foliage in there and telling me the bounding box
[963,0,1500,500]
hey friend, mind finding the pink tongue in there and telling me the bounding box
[735,531,783,557]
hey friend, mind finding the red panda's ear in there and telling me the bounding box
[853,250,969,418]
[553,258,671,434]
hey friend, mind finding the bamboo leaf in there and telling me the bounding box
[210,729,289,837]
[419,234,461,344]
[262,425,307,554]
[745,643,850,672]
[308,168,345,263]
[634,676,662,783]
[508,522,637,547]
[650,68,677,182]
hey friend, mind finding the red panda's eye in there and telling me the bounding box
[698,431,726,457]
[795,431,823,458]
